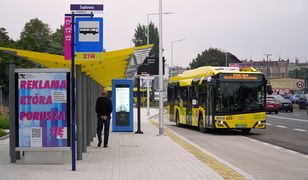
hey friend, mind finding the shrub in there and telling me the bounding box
[0,115,9,129]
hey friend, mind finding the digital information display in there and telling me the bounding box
[115,87,130,126]
[112,79,133,132]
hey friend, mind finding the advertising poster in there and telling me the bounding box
[17,72,70,147]
[115,87,130,126]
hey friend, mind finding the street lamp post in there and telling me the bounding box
[171,39,184,77]
[158,0,164,135]
[225,52,228,67]
[147,12,174,45]
[265,54,272,78]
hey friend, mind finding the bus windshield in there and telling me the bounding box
[214,81,265,114]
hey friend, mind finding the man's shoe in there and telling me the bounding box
[98,142,102,147]
[103,145,108,148]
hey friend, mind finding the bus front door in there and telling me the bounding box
[169,87,175,122]
[186,87,192,125]
[206,86,213,128]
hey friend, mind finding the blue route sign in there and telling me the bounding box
[75,17,103,53]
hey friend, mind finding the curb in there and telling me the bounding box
[148,118,254,180]
[0,133,9,140]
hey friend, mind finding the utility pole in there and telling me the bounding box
[264,54,272,78]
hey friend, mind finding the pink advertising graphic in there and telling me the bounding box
[64,16,72,60]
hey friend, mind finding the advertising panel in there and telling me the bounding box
[17,71,70,147]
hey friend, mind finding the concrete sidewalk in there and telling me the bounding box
[0,108,227,180]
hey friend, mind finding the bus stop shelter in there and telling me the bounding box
[0,44,152,162]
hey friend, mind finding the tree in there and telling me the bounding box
[0,26,36,105]
[0,27,14,47]
[133,22,159,57]
[189,48,240,69]
[16,18,51,52]
[48,25,64,55]
[0,52,35,105]
[288,67,308,79]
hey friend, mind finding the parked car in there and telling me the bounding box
[265,96,280,114]
[297,94,308,109]
[273,95,293,112]
[290,94,301,104]
[281,94,293,101]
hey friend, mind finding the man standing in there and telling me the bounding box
[95,89,112,148]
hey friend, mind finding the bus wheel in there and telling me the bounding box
[241,128,251,134]
[176,112,181,127]
[198,116,206,133]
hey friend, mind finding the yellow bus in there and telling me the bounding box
[167,66,272,134]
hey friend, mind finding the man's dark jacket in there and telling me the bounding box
[95,97,112,118]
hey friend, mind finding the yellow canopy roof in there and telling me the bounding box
[0,45,153,87]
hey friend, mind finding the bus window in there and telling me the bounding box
[215,87,223,112]
[214,82,265,114]
[198,85,206,107]
[168,87,175,102]
[180,87,188,107]
[191,85,198,106]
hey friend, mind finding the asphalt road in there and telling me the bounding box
[249,109,308,155]
[165,109,308,180]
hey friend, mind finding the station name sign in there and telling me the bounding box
[137,57,165,76]
[220,73,263,81]
[70,4,104,14]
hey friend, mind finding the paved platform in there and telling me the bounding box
[0,108,245,180]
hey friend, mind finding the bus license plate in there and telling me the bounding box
[236,124,247,128]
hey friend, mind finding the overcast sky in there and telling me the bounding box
[1,0,308,67]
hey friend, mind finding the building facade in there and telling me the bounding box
[230,59,289,79]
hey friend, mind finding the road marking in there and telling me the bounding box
[276,125,287,128]
[266,123,272,125]
[267,115,308,123]
[148,119,248,180]
[248,138,308,160]
[293,128,307,132]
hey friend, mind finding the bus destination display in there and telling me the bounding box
[220,73,263,81]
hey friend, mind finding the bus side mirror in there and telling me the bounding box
[267,85,273,95]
